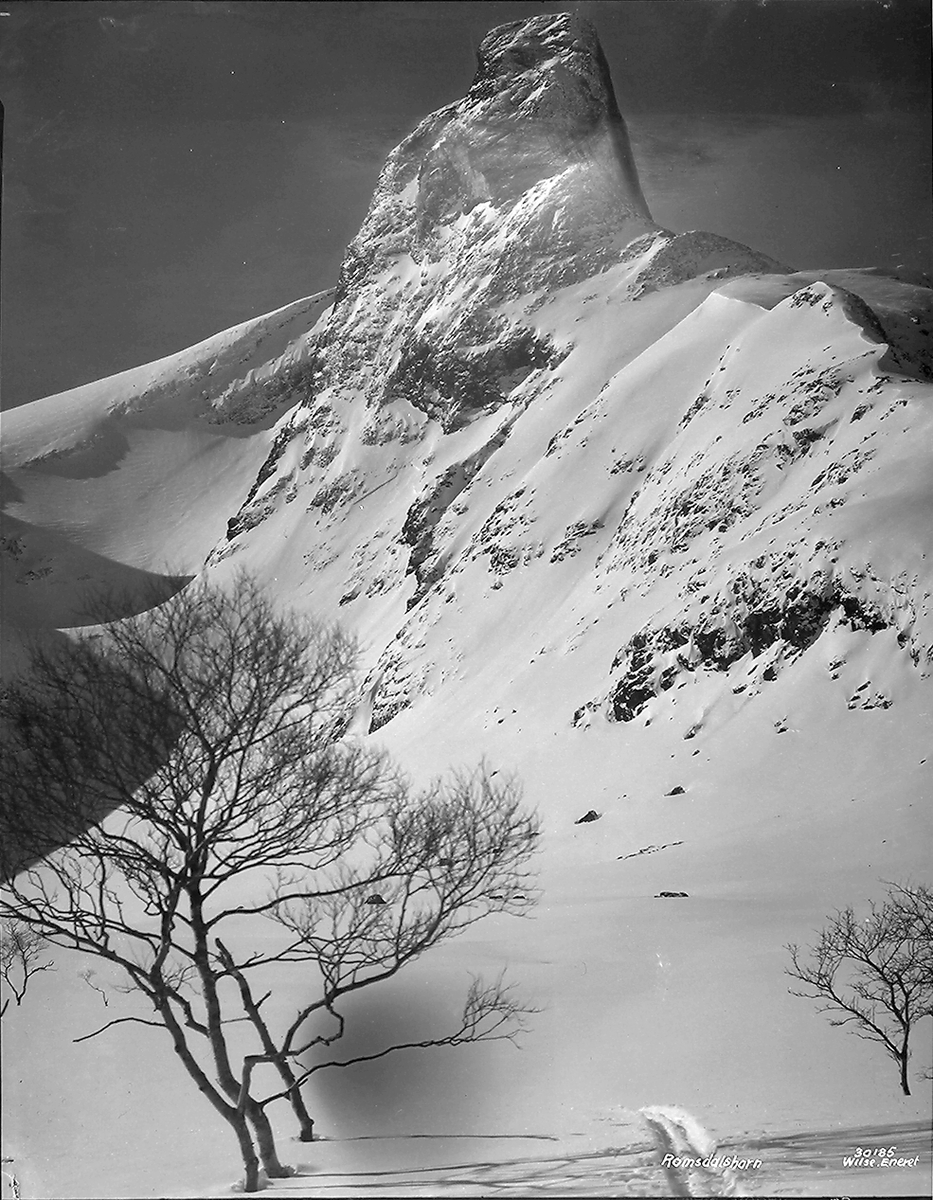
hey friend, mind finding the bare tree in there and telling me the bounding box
[0,573,539,1192]
[786,883,933,1096]
[1,919,54,1016]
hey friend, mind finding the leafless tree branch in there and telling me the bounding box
[0,920,55,1015]
[786,882,933,1095]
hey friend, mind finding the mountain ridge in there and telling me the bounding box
[4,12,931,749]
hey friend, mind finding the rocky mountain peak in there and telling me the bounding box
[308,13,692,436]
[337,12,656,301]
[449,12,651,221]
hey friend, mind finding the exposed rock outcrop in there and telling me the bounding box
[604,568,894,726]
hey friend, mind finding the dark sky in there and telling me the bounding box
[2,0,931,408]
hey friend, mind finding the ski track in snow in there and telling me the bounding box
[204,1120,932,1198]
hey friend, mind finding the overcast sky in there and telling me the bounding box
[2,0,931,408]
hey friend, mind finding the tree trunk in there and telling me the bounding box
[232,1111,263,1194]
[246,1100,293,1178]
[290,1087,316,1142]
[155,994,264,1191]
[214,938,316,1143]
[900,1051,911,1095]
[898,1025,911,1096]
[191,899,292,1178]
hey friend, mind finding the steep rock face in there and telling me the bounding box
[222,12,787,568]
[308,12,666,440]
[275,13,780,440]
[431,12,650,223]
[339,11,652,295]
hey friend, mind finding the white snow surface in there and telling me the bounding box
[3,255,931,1199]
[3,15,932,1193]
[1,291,332,637]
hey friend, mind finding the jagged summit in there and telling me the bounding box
[323,12,784,435]
[426,12,652,226]
[338,12,657,302]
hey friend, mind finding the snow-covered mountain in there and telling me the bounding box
[3,12,932,1198]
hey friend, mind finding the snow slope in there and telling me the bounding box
[3,12,932,1200]
[1,291,332,636]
